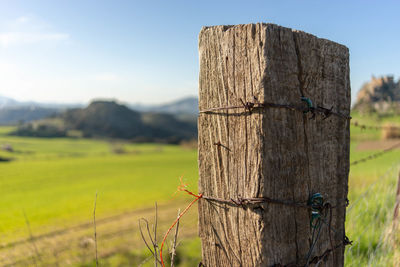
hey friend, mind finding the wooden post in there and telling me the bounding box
[198,23,350,266]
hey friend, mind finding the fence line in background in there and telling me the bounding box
[350,142,400,166]
[351,121,400,131]
[348,162,400,212]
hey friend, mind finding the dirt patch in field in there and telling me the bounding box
[356,139,400,151]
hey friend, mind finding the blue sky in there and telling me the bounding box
[0,0,399,104]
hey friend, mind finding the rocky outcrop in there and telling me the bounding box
[353,75,400,113]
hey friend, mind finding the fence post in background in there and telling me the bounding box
[198,23,351,266]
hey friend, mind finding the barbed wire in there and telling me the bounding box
[199,95,400,131]
[201,195,308,208]
[306,236,352,266]
[351,121,400,131]
[348,162,400,212]
[172,95,400,265]
[350,142,400,166]
[199,96,351,120]
[210,194,351,267]
[201,195,349,210]
[164,178,351,267]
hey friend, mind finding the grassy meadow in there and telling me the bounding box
[0,128,200,266]
[346,112,400,266]
[0,112,400,266]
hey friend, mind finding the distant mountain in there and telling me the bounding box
[0,95,198,113]
[0,95,199,131]
[0,96,18,109]
[153,97,198,114]
[130,96,198,115]
[353,75,400,114]
[0,106,60,125]
[16,100,198,143]
[0,95,83,125]
[0,95,82,109]
[141,112,197,141]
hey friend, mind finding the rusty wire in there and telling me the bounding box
[199,97,351,120]
[273,236,352,267]
[201,195,308,208]
[306,236,352,266]
[195,96,356,265]
[201,195,349,210]
[351,121,400,131]
[200,193,350,267]
[350,141,400,166]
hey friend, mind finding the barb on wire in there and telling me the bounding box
[213,141,231,152]
[350,141,400,166]
[351,121,400,131]
[201,195,348,210]
[273,223,352,267]
[202,195,308,209]
[274,193,351,267]
[199,96,351,120]
[307,236,352,266]
[165,178,350,267]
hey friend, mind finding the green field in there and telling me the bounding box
[0,128,200,266]
[345,113,400,266]
[1,113,400,266]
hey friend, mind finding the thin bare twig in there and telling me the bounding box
[93,192,99,267]
[138,203,162,265]
[154,202,158,267]
[23,210,42,266]
[170,209,180,267]
[139,218,155,255]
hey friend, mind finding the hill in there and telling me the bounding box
[0,106,60,125]
[12,100,197,143]
[63,101,147,139]
[0,95,82,109]
[0,95,82,125]
[141,112,197,142]
[130,96,198,115]
[353,75,400,113]
[151,96,198,114]
[0,96,18,108]
[0,95,198,125]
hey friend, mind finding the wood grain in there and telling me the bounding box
[198,23,350,267]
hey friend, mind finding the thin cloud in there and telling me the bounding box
[93,73,120,82]
[15,16,30,24]
[0,16,69,47]
[0,32,69,47]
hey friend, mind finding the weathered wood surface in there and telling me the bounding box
[198,23,350,267]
